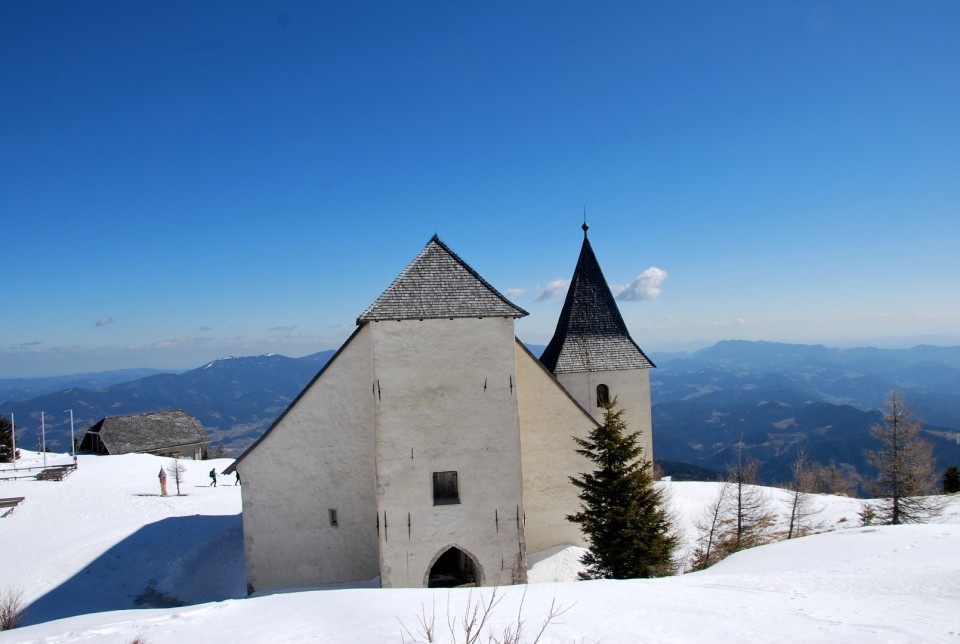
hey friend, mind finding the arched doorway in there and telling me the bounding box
[426,546,483,588]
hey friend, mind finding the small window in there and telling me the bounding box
[433,471,460,505]
[596,384,610,407]
[328,508,339,527]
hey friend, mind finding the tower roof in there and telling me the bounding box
[358,235,528,323]
[539,229,654,373]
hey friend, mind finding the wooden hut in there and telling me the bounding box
[79,410,209,459]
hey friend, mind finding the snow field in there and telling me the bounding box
[2,452,959,643]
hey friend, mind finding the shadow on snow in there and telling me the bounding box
[24,513,246,626]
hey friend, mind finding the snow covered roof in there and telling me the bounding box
[539,226,654,374]
[357,235,528,323]
[80,410,209,455]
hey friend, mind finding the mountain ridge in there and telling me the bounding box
[3,341,959,485]
[652,340,960,483]
[0,351,337,455]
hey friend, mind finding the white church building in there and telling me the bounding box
[227,224,655,592]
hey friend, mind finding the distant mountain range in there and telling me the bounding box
[0,369,175,402]
[651,341,960,483]
[0,352,335,455]
[2,340,959,486]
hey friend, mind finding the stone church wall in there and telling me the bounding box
[515,342,593,552]
[555,368,654,461]
[238,326,379,592]
[370,317,527,588]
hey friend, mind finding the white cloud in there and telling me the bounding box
[614,267,668,301]
[534,279,570,302]
[504,288,528,300]
[150,336,205,348]
[95,315,114,327]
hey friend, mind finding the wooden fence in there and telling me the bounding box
[0,460,77,482]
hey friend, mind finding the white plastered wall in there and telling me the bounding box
[555,368,654,461]
[237,326,379,593]
[370,317,526,588]
[515,342,594,552]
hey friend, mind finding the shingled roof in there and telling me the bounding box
[80,410,209,455]
[357,235,528,323]
[539,226,655,374]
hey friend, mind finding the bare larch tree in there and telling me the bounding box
[864,389,941,524]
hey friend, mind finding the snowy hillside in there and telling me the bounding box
[1,452,959,642]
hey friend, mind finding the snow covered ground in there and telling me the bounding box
[1,451,959,643]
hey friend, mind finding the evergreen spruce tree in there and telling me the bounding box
[0,414,19,464]
[943,465,960,494]
[567,398,677,579]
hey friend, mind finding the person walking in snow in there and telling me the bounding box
[209,468,217,487]
[234,470,241,486]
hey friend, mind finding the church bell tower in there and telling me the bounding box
[538,223,656,459]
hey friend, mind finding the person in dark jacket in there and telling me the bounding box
[209,468,217,487]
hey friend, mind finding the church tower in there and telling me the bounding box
[358,235,530,588]
[539,223,656,460]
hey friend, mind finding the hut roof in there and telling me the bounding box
[82,410,209,455]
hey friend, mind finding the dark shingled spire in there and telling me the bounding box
[358,235,528,323]
[539,229,654,374]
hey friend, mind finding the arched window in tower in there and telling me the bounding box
[596,384,610,407]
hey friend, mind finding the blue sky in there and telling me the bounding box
[2,1,958,378]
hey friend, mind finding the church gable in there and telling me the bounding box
[227,325,366,475]
[231,324,380,592]
[358,235,528,323]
